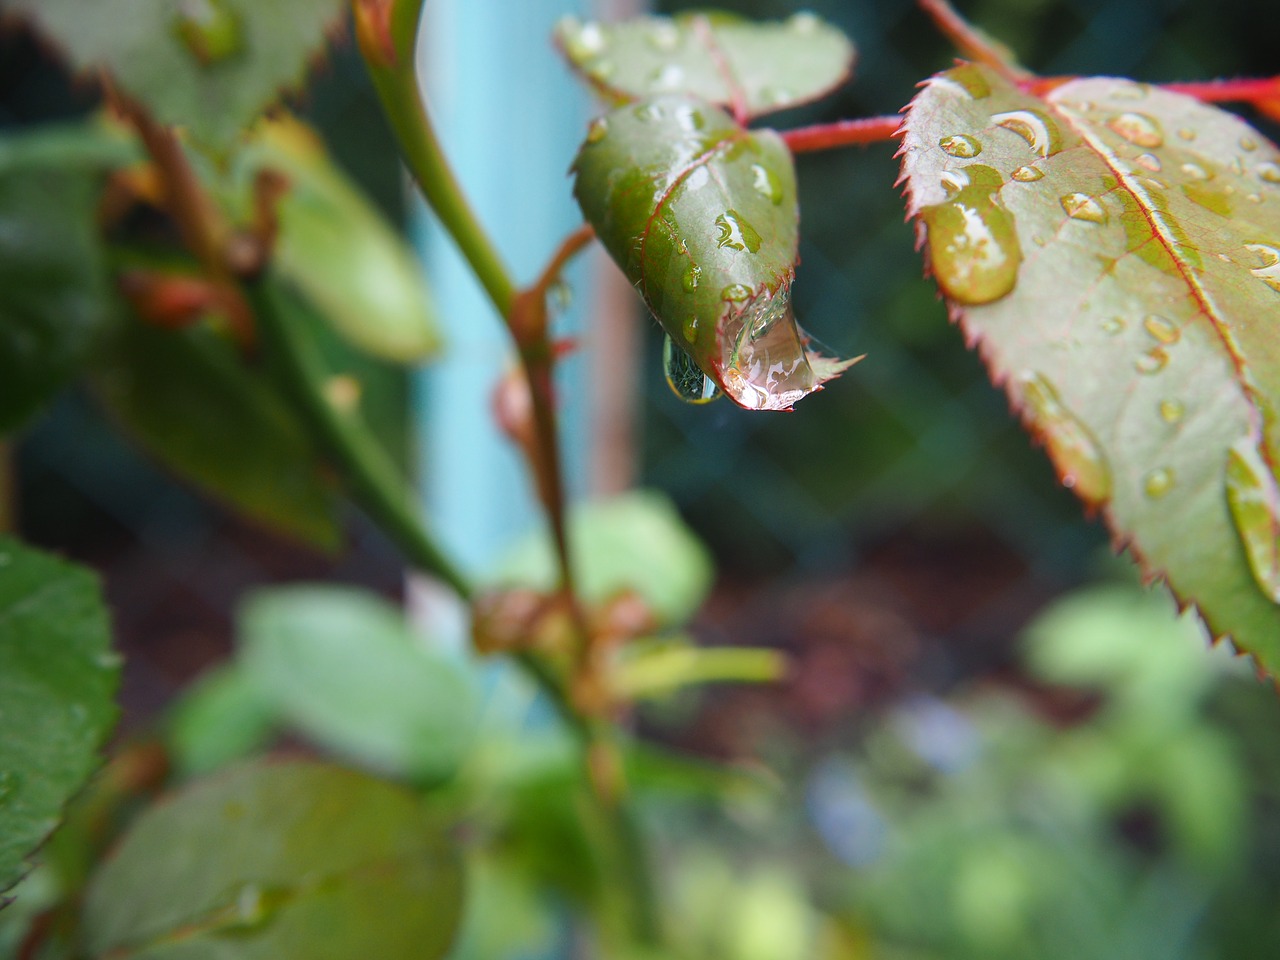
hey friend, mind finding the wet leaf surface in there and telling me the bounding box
[9,0,345,148]
[901,64,1280,673]
[555,11,854,120]
[0,538,119,898]
[83,760,463,959]
[573,95,853,411]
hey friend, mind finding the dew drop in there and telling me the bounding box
[1180,161,1212,181]
[1135,153,1162,172]
[1177,127,1196,141]
[682,314,699,343]
[663,335,721,404]
[650,63,686,91]
[1245,243,1280,293]
[1142,313,1180,344]
[759,87,794,108]
[565,20,607,59]
[1107,111,1163,148]
[1143,467,1175,499]
[682,261,702,293]
[647,21,681,52]
[174,0,243,66]
[632,102,663,123]
[721,283,754,302]
[1101,316,1126,335]
[1135,348,1169,374]
[1060,192,1107,223]
[1019,371,1113,504]
[714,210,762,253]
[1226,439,1280,602]
[1240,135,1258,152]
[751,163,784,205]
[1158,398,1185,423]
[585,117,608,144]
[1011,165,1044,182]
[1247,193,1264,204]
[940,168,971,196]
[673,104,704,132]
[920,164,1021,305]
[939,134,982,158]
[991,109,1061,158]
[588,59,616,81]
[1258,163,1280,184]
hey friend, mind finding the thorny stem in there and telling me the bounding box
[918,0,1032,85]
[782,115,902,154]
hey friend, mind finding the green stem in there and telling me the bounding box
[249,271,472,599]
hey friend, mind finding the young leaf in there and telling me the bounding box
[91,319,342,550]
[573,96,854,411]
[554,12,854,120]
[900,64,1280,673]
[82,760,464,960]
[9,0,345,148]
[238,586,479,783]
[0,537,119,899]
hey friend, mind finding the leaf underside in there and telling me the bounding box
[573,96,853,411]
[901,63,1280,673]
[0,538,119,899]
[9,0,345,148]
[555,12,854,120]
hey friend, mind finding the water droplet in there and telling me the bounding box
[632,102,663,123]
[940,168,971,195]
[1158,398,1185,423]
[650,63,686,90]
[721,283,753,302]
[1143,467,1175,499]
[681,261,702,293]
[1135,153,1162,172]
[1245,243,1280,293]
[1019,371,1112,504]
[1258,163,1280,184]
[1107,111,1163,148]
[1135,348,1169,374]
[675,237,688,255]
[751,163,784,205]
[1180,161,1212,181]
[565,20,607,59]
[1142,313,1180,344]
[1102,316,1126,335]
[673,104,704,132]
[1240,135,1258,152]
[174,0,243,66]
[663,334,721,404]
[647,21,680,52]
[1011,165,1044,182]
[759,86,794,108]
[1177,128,1196,141]
[1060,192,1107,223]
[939,134,982,158]
[714,210,762,253]
[920,164,1021,305]
[0,770,20,807]
[991,109,1062,158]
[585,117,608,144]
[682,315,699,343]
[1226,439,1280,602]
[1247,193,1264,204]
[1229,155,1246,176]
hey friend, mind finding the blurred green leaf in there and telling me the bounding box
[166,664,279,778]
[239,586,479,783]
[92,319,342,550]
[615,636,786,700]
[494,490,714,628]
[224,116,442,363]
[555,12,854,120]
[0,125,121,433]
[82,760,464,959]
[0,537,119,898]
[10,0,346,148]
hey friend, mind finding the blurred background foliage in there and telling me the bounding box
[3,0,1280,957]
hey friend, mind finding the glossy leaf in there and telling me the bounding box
[573,96,854,411]
[223,117,442,363]
[494,490,714,628]
[239,586,479,783]
[0,538,119,898]
[0,125,121,433]
[82,760,464,959]
[554,12,854,120]
[9,0,345,148]
[900,64,1280,672]
[92,319,341,550]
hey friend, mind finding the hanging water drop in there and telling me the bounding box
[1226,440,1280,602]
[663,335,721,404]
[1106,112,1163,148]
[1060,192,1107,223]
[1019,371,1113,505]
[920,164,1021,305]
[1143,467,1175,499]
[939,134,982,158]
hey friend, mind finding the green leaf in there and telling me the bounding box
[573,96,853,411]
[221,116,442,363]
[239,586,479,783]
[900,64,1280,674]
[613,636,786,700]
[166,664,279,778]
[91,319,341,550]
[554,12,854,120]
[10,0,345,148]
[493,490,714,628]
[82,760,464,960]
[0,537,119,899]
[0,125,120,433]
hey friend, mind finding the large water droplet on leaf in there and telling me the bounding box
[991,109,1061,158]
[920,164,1021,304]
[682,261,702,292]
[939,134,982,158]
[1019,371,1113,505]
[1107,111,1163,148]
[714,210,763,253]
[1060,192,1107,223]
[1245,243,1280,293]
[751,163,785,205]
[1226,439,1280,603]
[1143,467,1175,499]
[1011,165,1044,183]
[1258,162,1280,185]
[663,334,721,404]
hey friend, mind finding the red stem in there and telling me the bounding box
[781,115,902,154]
[918,0,1031,84]
[1161,76,1280,104]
